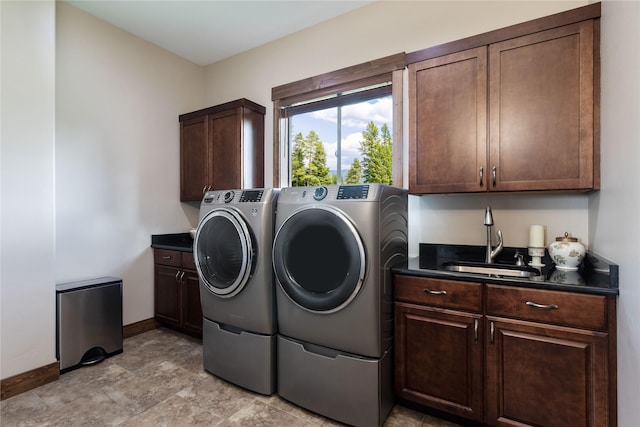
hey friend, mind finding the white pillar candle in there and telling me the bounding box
[529,225,545,247]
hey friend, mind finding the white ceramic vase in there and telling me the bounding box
[548,232,585,271]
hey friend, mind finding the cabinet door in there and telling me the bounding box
[409,47,487,194]
[489,21,595,191]
[180,115,209,201]
[209,109,241,190]
[154,264,181,326]
[395,302,484,422]
[182,269,203,336]
[486,317,609,427]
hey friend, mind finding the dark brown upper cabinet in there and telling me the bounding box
[179,99,265,201]
[408,3,600,195]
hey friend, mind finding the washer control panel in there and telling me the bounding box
[313,186,328,201]
[240,189,264,203]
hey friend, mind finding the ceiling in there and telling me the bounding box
[65,0,374,66]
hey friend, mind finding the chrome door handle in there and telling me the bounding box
[474,319,479,342]
[492,166,497,187]
[479,166,484,187]
[175,271,180,281]
[526,301,559,310]
[490,321,495,344]
[179,271,185,283]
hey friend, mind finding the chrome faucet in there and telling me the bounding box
[484,206,503,263]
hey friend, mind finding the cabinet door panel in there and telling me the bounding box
[155,265,181,326]
[486,317,608,427]
[409,47,487,194]
[180,116,208,201]
[489,21,594,191]
[395,302,483,421]
[209,110,241,190]
[182,269,203,336]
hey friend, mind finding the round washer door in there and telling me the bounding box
[272,205,365,313]
[194,208,254,297]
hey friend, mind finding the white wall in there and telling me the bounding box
[596,1,640,424]
[55,2,205,326]
[1,0,57,378]
[1,2,205,380]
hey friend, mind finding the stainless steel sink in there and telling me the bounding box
[440,261,541,278]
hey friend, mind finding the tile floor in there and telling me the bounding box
[1,328,461,426]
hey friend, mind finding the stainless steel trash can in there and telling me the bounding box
[56,277,123,373]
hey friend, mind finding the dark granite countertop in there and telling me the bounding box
[151,233,193,252]
[393,243,619,296]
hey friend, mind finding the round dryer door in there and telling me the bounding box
[194,208,254,297]
[272,205,365,313]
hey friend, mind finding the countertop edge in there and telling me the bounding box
[393,264,620,296]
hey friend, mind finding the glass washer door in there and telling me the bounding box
[272,205,365,313]
[194,208,253,298]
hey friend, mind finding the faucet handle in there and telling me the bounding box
[514,251,525,266]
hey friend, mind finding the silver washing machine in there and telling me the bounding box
[272,184,408,426]
[194,188,278,395]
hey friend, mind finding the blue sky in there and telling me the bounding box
[289,96,392,175]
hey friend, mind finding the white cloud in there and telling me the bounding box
[309,97,392,131]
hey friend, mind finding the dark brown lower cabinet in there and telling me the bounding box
[485,317,608,427]
[395,302,484,422]
[394,275,616,427]
[154,249,202,338]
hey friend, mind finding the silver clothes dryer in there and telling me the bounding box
[272,184,408,426]
[194,188,278,395]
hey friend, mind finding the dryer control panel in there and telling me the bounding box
[337,185,369,200]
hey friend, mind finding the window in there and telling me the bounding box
[272,53,405,188]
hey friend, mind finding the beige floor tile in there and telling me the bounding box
[0,328,463,427]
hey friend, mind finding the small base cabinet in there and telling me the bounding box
[154,249,202,337]
[393,275,617,427]
[394,276,484,422]
[485,284,613,427]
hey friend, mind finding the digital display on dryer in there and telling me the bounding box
[240,190,263,202]
[337,185,369,200]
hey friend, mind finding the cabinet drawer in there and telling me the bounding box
[154,249,182,267]
[486,284,607,331]
[182,251,197,271]
[394,275,482,312]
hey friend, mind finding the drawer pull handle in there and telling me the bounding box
[423,288,447,296]
[474,319,479,342]
[162,256,172,259]
[526,301,559,310]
